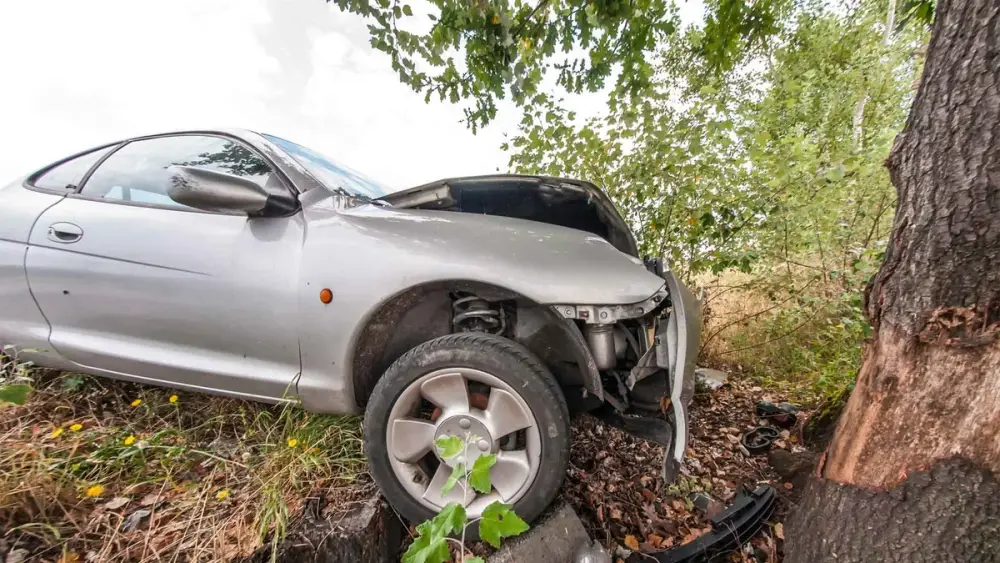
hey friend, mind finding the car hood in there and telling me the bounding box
[326,204,665,305]
[378,174,640,257]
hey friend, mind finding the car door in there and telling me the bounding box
[25,134,304,401]
[0,144,116,367]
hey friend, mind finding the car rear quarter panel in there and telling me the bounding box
[295,201,665,413]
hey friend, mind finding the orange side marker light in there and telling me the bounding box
[319,288,333,304]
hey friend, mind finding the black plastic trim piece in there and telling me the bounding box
[627,485,778,562]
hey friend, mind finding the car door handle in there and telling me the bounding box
[47,222,84,244]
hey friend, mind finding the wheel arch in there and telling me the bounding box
[348,279,603,409]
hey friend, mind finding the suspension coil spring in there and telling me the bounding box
[452,295,505,334]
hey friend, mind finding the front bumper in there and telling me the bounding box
[577,267,701,483]
[660,270,701,482]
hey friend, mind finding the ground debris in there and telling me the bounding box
[563,378,802,560]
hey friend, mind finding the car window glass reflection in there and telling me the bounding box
[81,136,271,210]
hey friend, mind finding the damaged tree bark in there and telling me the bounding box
[786,0,1000,560]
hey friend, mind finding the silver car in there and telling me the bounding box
[0,129,700,526]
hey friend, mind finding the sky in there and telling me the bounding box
[0,0,703,191]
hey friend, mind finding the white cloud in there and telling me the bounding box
[0,0,703,190]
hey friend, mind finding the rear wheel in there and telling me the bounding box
[363,333,570,528]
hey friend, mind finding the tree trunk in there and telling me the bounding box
[786,0,1000,560]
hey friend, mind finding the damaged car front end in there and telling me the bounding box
[380,174,702,483]
[552,262,701,483]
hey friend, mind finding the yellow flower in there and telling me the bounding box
[50,427,64,439]
[123,435,136,446]
[491,14,499,24]
[69,423,83,432]
[216,489,230,501]
[130,399,142,407]
[85,484,104,498]
[169,395,178,404]
[287,438,298,448]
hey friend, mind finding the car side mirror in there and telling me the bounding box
[166,165,269,214]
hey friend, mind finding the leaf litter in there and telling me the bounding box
[562,378,805,561]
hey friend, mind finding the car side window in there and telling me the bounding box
[80,135,272,210]
[33,145,115,192]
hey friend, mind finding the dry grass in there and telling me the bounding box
[0,369,367,563]
[697,269,867,405]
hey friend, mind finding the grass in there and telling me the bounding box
[697,269,868,406]
[0,367,367,563]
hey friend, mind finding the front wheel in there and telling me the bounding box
[363,333,570,528]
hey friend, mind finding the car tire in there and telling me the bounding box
[363,332,570,534]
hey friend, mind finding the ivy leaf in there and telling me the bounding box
[469,454,496,494]
[478,501,529,548]
[0,385,31,405]
[441,463,465,495]
[435,436,463,459]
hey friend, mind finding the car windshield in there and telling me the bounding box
[263,134,390,199]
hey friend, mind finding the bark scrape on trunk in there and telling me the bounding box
[823,326,1000,488]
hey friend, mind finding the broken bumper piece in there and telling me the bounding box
[626,485,778,563]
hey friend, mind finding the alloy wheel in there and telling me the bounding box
[385,367,542,518]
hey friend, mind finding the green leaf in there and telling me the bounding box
[403,503,467,563]
[465,558,486,563]
[435,436,463,459]
[469,454,496,494]
[0,385,31,405]
[402,4,412,16]
[433,502,467,536]
[441,462,465,495]
[825,165,845,182]
[401,528,449,563]
[478,501,529,548]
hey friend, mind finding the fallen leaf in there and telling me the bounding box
[610,507,623,520]
[641,489,656,501]
[681,527,711,545]
[704,499,726,519]
[624,535,640,551]
[774,522,785,540]
[783,482,794,490]
[140,493,160,506]
[105,497,130,510]
[646,534,664,548]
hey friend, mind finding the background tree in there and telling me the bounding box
[326,0,783,130]
[504,0,926,401]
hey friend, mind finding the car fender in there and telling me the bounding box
[294,203,664,413]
